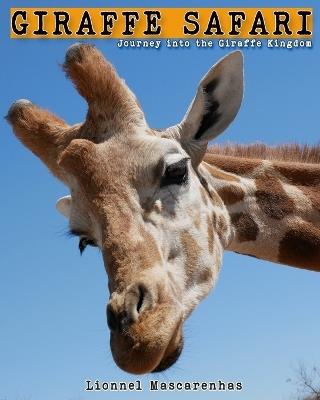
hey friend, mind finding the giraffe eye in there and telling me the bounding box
[79,237,97,254]
[161,158,189,187]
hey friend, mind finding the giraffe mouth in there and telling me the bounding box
[151,318,183,372]
[152,335,184,372]
[110,311,183,374]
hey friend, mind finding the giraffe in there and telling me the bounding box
[6,44,319,375]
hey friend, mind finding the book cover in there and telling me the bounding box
[1,0,319,399]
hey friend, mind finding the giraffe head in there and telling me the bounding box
[6,44,243,374]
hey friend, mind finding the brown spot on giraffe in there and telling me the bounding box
[211,213,229,247]
[217,185,245,205]
[207,215,214,254]
[230,212,259,242]
[180,230,201,288]
[217,215,229,240]
[198,267,214,284]
[278,222,320,271]
[255,175,295,220]
[275,163,320,187]
[138,226,162,267]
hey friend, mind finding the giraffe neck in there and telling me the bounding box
[201,152,320,272]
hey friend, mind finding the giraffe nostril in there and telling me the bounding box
[107,304,118,331]
[136,285,145,314]
[125,283,154,323]
[107,284,155,332]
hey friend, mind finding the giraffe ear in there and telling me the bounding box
[56,195,72,218]
[177,51,243,163]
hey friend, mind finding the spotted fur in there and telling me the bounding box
[204,150,320,271]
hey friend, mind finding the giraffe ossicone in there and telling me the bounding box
[6,44,319,374]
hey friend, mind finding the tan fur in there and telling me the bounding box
[63,44,145,137]
[204,153,261,175]
[204,162,240,182]
[6,101,77,181]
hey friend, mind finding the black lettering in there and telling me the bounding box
[76,10,96,35]
[229,12,245,35]
[144,11,161,35]
[184,11,199,35]
[204,11,223,35]
[12,11,28,35]
[100,12,117,35]
[273,11,292,35]
[53,12,71,35]
[297,10,312,35]
[160,382,167,390]
[122,11,139,35]
[150,380,158,391]
[33,11,48,35]
[193,382,200,390]
[249,10,269,35]
[85,380,94,391]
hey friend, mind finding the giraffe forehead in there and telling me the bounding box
[96,135,183,181]
[64,135,186,203]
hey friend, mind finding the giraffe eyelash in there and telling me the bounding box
[67,229,97,254]
[78,237,98,255]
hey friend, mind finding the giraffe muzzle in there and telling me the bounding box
[107,283,155,331]
[106,280,183,374]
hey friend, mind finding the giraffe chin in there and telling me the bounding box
[110,314,183,374]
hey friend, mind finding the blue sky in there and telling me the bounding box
[0,0,319,399]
